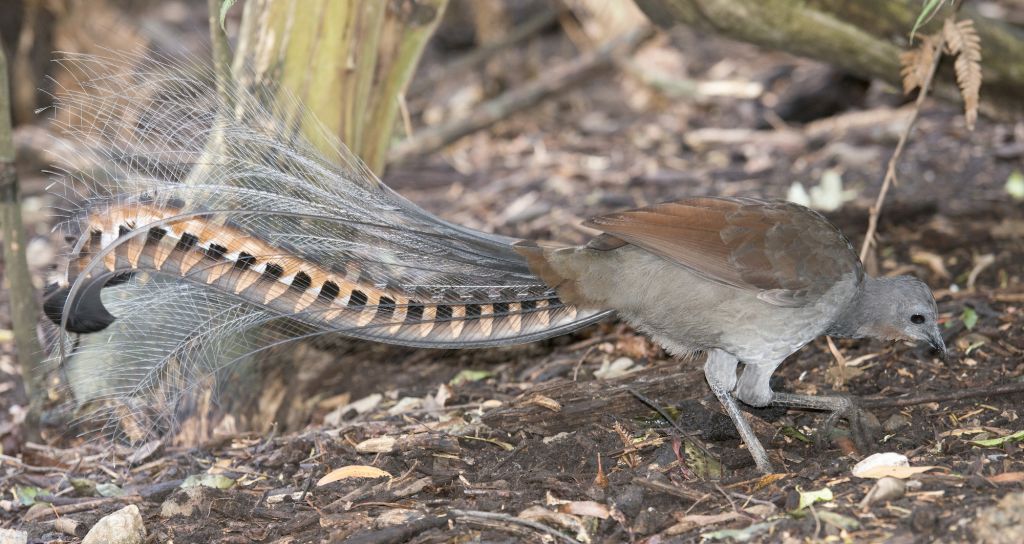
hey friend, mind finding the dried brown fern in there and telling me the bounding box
[943,18,982,130]
[899,17,983,131]
[899,34,940,95]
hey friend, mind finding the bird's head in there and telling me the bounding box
[837,275,946,357]
[831,276,942,358]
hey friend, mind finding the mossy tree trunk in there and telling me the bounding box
[633,0,1024,118]
[232,0,448,175]
[204,0,448,439]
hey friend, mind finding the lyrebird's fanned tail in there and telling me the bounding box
[43,51,611,441]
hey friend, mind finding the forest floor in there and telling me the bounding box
[2,5,1024,544]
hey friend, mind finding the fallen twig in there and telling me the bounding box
[325,513,451,544]
[631,476,711,503]
[22,495,143,522]
[482,363,708,433]
[862,381,1024,408]
[628,388,716,461]
[389,25,655,163]
[451,508,580,544]
[408,8,562,96]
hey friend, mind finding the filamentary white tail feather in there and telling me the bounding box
[44,51,611,444]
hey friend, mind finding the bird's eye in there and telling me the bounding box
[910,314,925,324]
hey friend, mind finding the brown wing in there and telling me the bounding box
[583,197,863,307]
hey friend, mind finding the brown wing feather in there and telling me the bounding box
[583,197,862,306]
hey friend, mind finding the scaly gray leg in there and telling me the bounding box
[704,349,774,473]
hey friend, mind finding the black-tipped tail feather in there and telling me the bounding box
[44,277,119,333]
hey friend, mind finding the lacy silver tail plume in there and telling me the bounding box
[44,51,612,443]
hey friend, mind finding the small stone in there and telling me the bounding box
[910,505,939,534]
[25,238,55,269]
[610,485,645,518]
[161,487,211,518]
[882,413,911,433]
[633,507,672,535]
[0,528,28,544]
[82,505,146,544]
[374,509,421,528]
[859,477,906,509]
[974,491,1024,544]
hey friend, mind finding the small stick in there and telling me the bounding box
[859,35,945,263]
[22,495,143,522]
[631,476,709,503]
[342,513,452,544]
[408,8,562,96]
[862,381,1024,408]
[627,388,716,461]
[389,25,655,163]
[451,508,581,544]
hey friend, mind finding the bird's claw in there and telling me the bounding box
[815,396,882,453]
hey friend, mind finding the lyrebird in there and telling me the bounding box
[45,53,942,472]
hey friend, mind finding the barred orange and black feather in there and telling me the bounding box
[42,52,612,443]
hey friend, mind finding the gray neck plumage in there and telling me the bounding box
[826,275,890,339]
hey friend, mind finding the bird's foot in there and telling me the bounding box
[817,396,882,453]
[770,392,881,455]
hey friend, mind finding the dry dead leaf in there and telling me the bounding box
[752,472,789,491]
[317,465,393,486]
[666,512,745,535]
[391,477,432,498]
[943,18,982,130]
[852,452,940,479]
[519,506,591,543]
[967,253,995,291]
[557,500,611,519]
[433,384,453,408]
[900,34,938,94]
[355,436,397,454]
[910,249,950,279]
[525,395,562,411]
[593,356,636,379]
[988,472,1024,485]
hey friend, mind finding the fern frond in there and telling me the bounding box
[943,18,982,130]
[899,34,939,95]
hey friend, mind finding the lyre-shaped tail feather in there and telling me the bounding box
[44,51,611,441]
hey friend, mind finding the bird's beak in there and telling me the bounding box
[925,327,947,358]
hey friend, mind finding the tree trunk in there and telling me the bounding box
[633,0,1024,118]
[231,0,447,175]
[0,44,44,438]
[187,0,447,441]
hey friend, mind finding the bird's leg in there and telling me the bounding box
[768,392,882,452]
[704,350,774,473]
[734,363,881,453]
